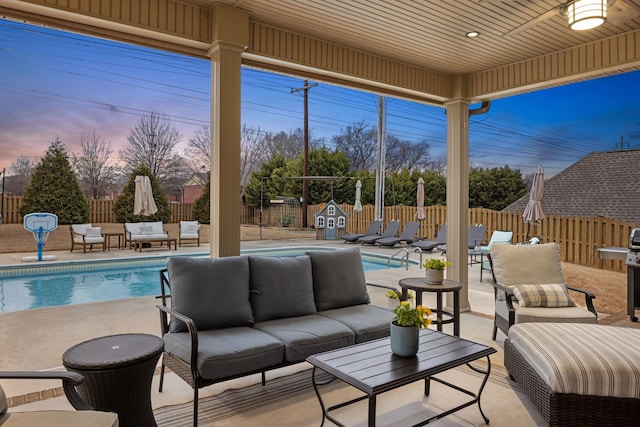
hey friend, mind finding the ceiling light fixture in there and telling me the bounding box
[567,0,607,31]
[465,31,480,38]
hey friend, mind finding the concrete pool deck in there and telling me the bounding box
[0,238,500,416]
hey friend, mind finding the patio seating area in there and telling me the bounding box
[0,238,636,426]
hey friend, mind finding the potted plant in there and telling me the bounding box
[385,289,414,309]
[423,258,452,284]
[390,302,432,356]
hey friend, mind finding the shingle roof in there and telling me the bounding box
[503,149,640,226]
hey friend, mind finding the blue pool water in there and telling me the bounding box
[0,248,406,313]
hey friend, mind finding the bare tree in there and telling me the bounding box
[332,120,377,171]
[260,128,321,163]
[240,125,267,192]
[185,126,211,173]
[5,155,36,195]
[119,112,184,185]
[71,131,119,199]
[385,136,431,172]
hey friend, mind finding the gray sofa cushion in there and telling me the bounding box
[319,304,394,343]
[163,327,284,380]
[308,248,370,311]
[0,384,6,415]
[254,314,355,362]
[167,256,253,332]
[249,255,316,322]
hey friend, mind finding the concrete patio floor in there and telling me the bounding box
[0,238,502,417]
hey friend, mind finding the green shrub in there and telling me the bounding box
[192,173,210,224]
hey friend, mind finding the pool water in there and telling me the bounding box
[0,248,407,312]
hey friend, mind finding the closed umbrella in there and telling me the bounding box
[134,175,158,216]
[416,177,426,220]
[523,165,545,236]
[354,180,363,213]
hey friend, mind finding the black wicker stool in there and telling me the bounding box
[63,333,163,427]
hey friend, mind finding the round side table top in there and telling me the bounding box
[399,278,462,292]
[62,333,163,370]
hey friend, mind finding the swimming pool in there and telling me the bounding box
[0,247,410,313]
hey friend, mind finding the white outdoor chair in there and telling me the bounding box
[70,224,105,253]
[179,221,201,247]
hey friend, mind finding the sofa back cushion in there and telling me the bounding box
[490,242,564,286]
[308,248,370,311]
[249,255,316,322]
[0,383,7,415]
[167,256,253,332]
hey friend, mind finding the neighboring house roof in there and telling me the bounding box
[503,149,640,226]
[183,172,208,187]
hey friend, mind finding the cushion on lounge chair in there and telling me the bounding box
[167,256,253,332]
[249,255,317,322]
[307,248,370,311]
[85,227,102,238]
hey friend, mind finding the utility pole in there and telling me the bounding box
[291,79,318,228]
[615,135,630,150]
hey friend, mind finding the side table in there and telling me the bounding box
[398,278,462,336]
[62,333,163,427]
[103,232,123,250]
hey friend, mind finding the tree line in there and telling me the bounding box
[10,112,530,224]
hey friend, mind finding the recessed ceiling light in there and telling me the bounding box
[466,31,480,38]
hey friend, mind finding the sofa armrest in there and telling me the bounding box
[566,285,598,317]
[157,304,200,379]
[366,282,403,300]
[0,371,93,410]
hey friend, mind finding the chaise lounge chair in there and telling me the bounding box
[438,224,487,254]
[375,221,421,248]
[357,220,401,245]
[341,219,382,243]
[411,224,447,252]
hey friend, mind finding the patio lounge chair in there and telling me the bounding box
[357,220,401,245]
[438,224,487,254]
[341,219,382,243]
[70,224,105,253]
[0,371,118,426]
[410,224,447,252]
[375,221,421,248]
[487,242,597,340]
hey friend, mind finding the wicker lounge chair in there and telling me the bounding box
[341,219,382,243]
[375,221,420,248]
[410,224,447,252]
[357,220,401,245]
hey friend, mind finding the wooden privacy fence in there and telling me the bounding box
[2,195,637,271]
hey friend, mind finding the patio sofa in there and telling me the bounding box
[157,247,397,426]
[123,221,168,249]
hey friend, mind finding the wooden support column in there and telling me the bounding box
[445,75,471,312]
[208,5,248,257]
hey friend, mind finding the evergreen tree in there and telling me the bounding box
[19,138,90,224]
[113,165,171,223]
[192,173,210,224]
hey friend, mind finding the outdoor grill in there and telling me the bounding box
[597,228,640,322]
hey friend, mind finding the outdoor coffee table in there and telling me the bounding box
[134,237,177,252]
[306,329,496,427]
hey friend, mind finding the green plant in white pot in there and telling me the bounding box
[423,258,452,284]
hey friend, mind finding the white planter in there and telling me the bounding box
[387,298,400,310]
[426,268,444,284]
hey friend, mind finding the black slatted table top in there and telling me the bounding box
[307,329,496,396]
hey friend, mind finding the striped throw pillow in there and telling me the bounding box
[513,283,575,307]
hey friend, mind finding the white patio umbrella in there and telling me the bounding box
[416,177,426,220]
[354,179,363,213]
[523,165,545,236]
[134,175,158,216]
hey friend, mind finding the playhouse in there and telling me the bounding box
[314,200,348,240]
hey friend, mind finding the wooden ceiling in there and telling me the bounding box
[220,0,640,74]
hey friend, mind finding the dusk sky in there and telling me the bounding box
[1,19,639,178]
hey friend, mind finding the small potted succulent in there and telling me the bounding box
[423,258,452,284]
[385,289,414,309]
